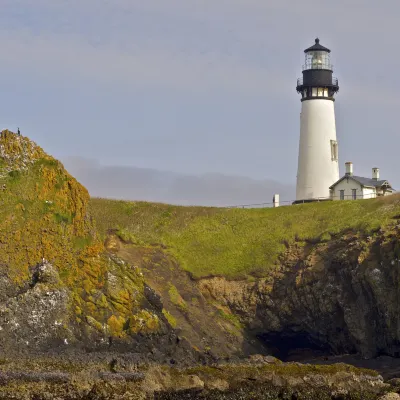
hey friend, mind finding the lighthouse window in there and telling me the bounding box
[303,89,307,98]
[317,87,324,96]
[312,87,317,96]
[323,88,328,97]
[330,140,338,161]
[305,51,332,70]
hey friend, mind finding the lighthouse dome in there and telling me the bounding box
[304,38,331,53]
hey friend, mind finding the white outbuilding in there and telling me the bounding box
[329,162,394,200]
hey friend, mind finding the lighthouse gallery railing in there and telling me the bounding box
[296,77,338,87]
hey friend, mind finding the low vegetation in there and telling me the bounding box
[90,195,400,279]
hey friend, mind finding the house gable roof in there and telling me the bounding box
[329,175,394,190]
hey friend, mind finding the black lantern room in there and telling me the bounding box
[296,38,339,101]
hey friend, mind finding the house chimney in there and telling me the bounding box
[372,167,380,180]
[345,162,353,176]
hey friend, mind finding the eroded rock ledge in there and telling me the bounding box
[0,356,395,400]
[198,225,400,360]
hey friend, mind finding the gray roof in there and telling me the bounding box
[330,175,394,189]
[350,176,390,187]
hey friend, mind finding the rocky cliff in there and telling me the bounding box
[0,130,195,363]
[91,194,400,362]
[199,222,400,360]
[2,129,400,398]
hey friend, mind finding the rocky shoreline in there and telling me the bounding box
[0,354,398,400]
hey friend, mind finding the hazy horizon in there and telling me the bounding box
[63,156,295,206]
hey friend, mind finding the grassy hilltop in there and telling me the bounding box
[90,194,400,279]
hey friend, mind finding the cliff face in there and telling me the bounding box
[107,220,400,362]
[199,221,400,359]
[0,130,195,362]
[92,193,400,362]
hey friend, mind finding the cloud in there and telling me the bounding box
[0,0,293,96]
[0,29,290,97]
[62,156,295,206]
[2,0,399,99]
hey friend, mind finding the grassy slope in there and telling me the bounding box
[90,195,400,279]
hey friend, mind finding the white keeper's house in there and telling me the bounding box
[329,162,394,200]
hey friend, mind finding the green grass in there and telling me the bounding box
[218,309,243,329]
[168,284,188,312]
[8,170,21,180]
[53,212,73,224]
[162,309,177,328]
[89,195,400,279]
[73,235,93,250]
[115,227,145,245]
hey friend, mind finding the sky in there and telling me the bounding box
[1,0,399,206]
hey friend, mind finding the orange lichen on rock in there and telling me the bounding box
[0,130,162,340]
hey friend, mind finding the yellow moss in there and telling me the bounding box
[86,316,104,333]
[75,306,82,316]
[129,310,160,334]
[107,315,126,337]
[95,294,109,309]
[162,309,177,328]
[82,280,93,294]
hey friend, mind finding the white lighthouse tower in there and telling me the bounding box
[295,38,340,203]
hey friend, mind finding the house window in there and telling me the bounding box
[330,140,338,161]
[340,190,344,200]
[352,189,357,200]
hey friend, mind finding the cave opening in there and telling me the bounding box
[257,330,334,362]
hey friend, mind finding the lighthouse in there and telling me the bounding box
[295,38,340,203]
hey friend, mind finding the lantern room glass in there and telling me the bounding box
[303,51,332,70]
